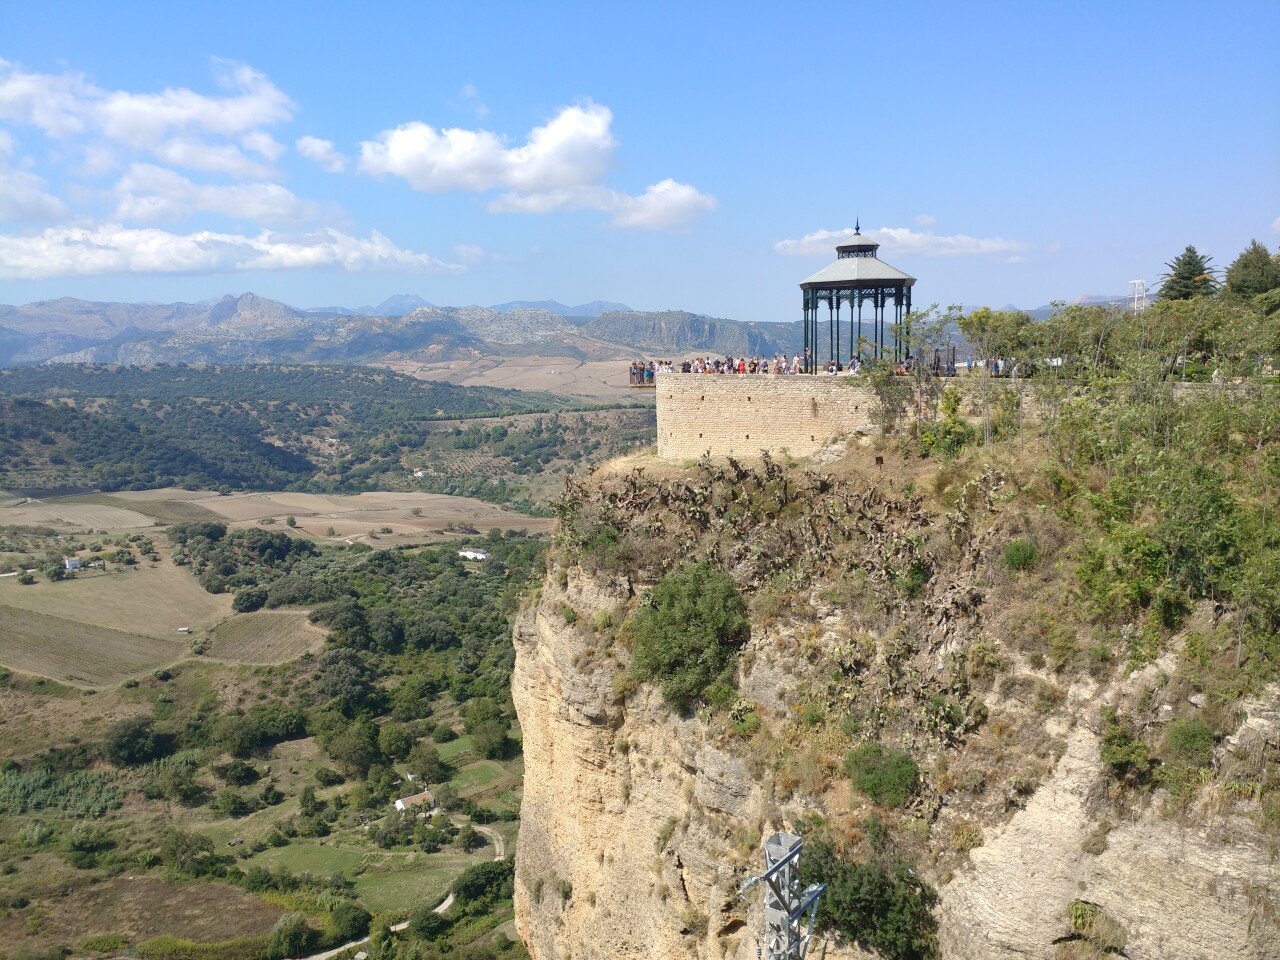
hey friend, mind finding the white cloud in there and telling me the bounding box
[775,225,1026,257]
[0,135,67,222]
[915,213,936,227]
[360,101,615,193]
[1272,216,1280,233]
[452,243,486,265]
[605,179,718,230]
[112,163,317,224]
[0,223,462,279]
[360,101,713,230]
[296,135,347,173]
[458,83,489,119]
[0,58,293,178]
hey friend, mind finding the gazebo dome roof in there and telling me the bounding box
[800,245,915,288]
[835,231,880,253]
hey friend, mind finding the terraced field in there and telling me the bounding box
[0,604,184,687]
[208,610,325,664]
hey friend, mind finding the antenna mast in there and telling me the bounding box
[737,832,826,960]
[1128,279,1148,313]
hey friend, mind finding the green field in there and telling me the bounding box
[354,853,482,915]
[452,760,507,797]
[247,842,367,876]
[437,733,475,761]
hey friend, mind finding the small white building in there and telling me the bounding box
[413,468,426,478]
[458,548,488,562]
[394,788,435,814]
[63,557,81,572]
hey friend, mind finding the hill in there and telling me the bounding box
[0,294,797,369]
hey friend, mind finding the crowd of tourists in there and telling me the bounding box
[628,351,1020,385]
[630,354,821,384]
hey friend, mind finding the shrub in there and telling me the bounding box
[1099,708,1152,785]
[630,563,749,712]
[1162,717,1214,770]
[82,934,128,952]
[103,716,171,766]
[917,414,976,458]
[845,744,919,809]
[800,837,938,960]
[1003,538,1039,572]
[232,587,267,613]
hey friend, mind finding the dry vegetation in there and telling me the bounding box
[209,610,326,664]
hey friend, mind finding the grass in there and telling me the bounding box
[0,556,232,639]
[247,842,367,877]
[354,852,482,915]
[451,761,505,796]
[437,733,475,761]
[209,610,325,664]
[0,603,184,687]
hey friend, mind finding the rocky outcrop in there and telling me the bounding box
[513,462,1280,960]
[513,569,823,960]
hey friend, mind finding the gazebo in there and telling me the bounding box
[799,224,916,372]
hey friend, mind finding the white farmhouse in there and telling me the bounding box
[458,548,489,562]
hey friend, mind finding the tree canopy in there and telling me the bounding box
[1159,245,1218,301]
[1225,239,1280,300]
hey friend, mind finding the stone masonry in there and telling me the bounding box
[655,372,877,461]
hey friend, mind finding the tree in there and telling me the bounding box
[329,901,371,941]
[270,913,313,959]
[322,719,383,777]
[630,562,749,711]
[457,822,480,850]
[1225,240,1280,299]
[378,721,415,761]
[1159,245,1217,301]
[103,716,170,766]
[800,838,938,960]
[406,741,449,784]
[157,827,216,876]
[232,586,267,612]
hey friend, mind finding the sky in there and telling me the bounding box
[1,1,1277,322]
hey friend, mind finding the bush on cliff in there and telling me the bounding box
[630,562,749,712]
[800,837,938,960]
[845,743,920,809]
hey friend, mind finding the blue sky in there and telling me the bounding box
[1,1,1277,321]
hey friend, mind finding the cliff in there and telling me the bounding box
[512,452,1280,960]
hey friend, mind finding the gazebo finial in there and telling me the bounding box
[855,217,860,235]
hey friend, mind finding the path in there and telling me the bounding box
[296,823,508,960]
[475,824,506,859]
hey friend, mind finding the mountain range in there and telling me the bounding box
[0,293,801,368]
[0,292,1132,370]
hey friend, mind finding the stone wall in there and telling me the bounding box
[655,373,878,461]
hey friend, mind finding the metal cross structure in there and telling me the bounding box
[1128,279,1149,313]
[737,832,827,960]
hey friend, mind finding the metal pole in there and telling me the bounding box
[802,290,809,373]
[856,293,863,364]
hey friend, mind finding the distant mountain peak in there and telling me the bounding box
[490,299,632,318]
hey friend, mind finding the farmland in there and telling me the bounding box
[209,610,325,664]
[0,526,539,958]
[0,487,553,546]
[0,550,232,638]
[0,604,185,687]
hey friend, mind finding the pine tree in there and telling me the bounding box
[1224,239,1280,299]
[1158,245,1217,301]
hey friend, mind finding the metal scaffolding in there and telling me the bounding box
[738,832,826,960]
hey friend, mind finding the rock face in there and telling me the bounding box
[513,569,805,960]
[513,564,1280,960]
[940,726,1279,960]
